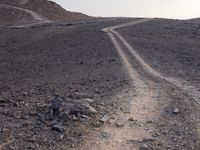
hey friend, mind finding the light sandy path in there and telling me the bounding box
[87,19,160,150]
[0,4,49,22]
[88,18,200,150]
[0,4,50,28]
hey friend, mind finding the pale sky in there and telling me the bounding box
[52,0,200,19]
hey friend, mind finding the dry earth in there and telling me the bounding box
[0,17,200,150]
[0,0,90,26]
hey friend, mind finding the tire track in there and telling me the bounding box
[0,4,50,28]
[89,18,200,149]
[0,4,49,22]
[104,18,200,105]
[87,19,160,150]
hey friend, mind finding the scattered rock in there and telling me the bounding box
[111,116,115,119]
[71,144,75,148]
[116,122,125,127]
[83,98,94,103]
[38,96,97,134]
[81,115,90,119]
[59,133,65,140]
[29,144,36,149]
[120,106,125,110]
[52,124,65,133]
[152,132,160,137]
[22,92,29,96]
[100,115,110,123]
[128,117,135,121]
[87,106,97,114]
[99,111,107,116]
[45,97,97,122]
[50,97,63,111]
[37,103,48,108]
[72,115,79,121]
[91,122,101,128]
[140,143,149,150]
[23,115,30,120]
[98,102,106,106]
[143,137,155,142]
[38,113,46,123]
[173,108,180,114]
[139,123,144,127]
[49,120,58,126]
[101,132,110,138]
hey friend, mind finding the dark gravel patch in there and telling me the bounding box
[117,19,200,86]
[0,19,133,149]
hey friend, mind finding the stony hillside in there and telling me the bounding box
[0,4,37,26]
[0,0,90,25]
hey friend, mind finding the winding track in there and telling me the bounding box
[87,18,200,149]
[0,4,49,22]
[103,18,200,105]
[0,4,50,28]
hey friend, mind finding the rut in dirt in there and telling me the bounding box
[87,19,200,149]
[107,19,200,104]
[87,19,161,150]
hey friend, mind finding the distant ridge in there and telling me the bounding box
[0,0,91,26]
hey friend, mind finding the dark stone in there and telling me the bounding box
[143,138,155,142]
[45,109,54,121]
[38,113,46,123]
[58,111,69,124]
[52,124,65,133]
[100,115,110,123]
[140,144,149,150]
[50,97,63,111]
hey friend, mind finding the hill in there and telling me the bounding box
[0,0,90,26]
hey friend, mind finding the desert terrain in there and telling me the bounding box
[0,1,200,150]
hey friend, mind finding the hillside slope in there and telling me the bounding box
[0,0,90,26]
[0,4,37,26]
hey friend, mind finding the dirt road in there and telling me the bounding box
[0,4,49,22]
[0,18,199,149]
[105,18,200,104]
[0,4,50,27]
[87,19,200,149]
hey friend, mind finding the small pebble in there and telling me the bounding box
[128,117,135,121]
[173,108,180,114]
[100,115,110,123]
[116,122,124,127]
[52,124,65,133]
[140,143,149,150]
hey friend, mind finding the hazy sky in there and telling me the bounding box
[52,0,200,19]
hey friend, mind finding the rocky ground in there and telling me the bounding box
[118,19,200,86]
[115,19,200,149]
[0,18,200,150]
[0,18,133,150]
[0,0,90,22]
[0,4,37,26]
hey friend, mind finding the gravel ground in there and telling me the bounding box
[117,19,200,86]
[116,18,200,149]
[0,19,134,150]
[0,18,200,150]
